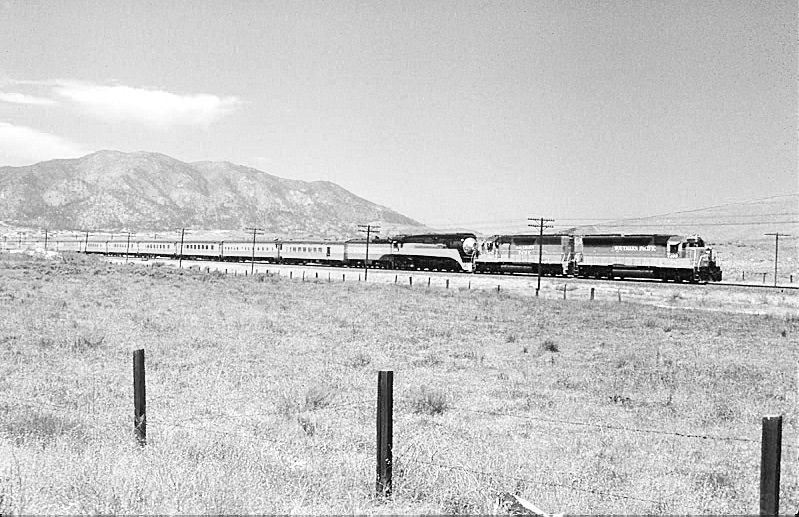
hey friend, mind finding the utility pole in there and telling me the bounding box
[357,224,381,281]
[527,217,554,296]
[245,227,265,275]
[765,233,791,287]
[177,228,186,268]
[124,231,133,264]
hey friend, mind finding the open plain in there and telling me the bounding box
[0,252,796,514]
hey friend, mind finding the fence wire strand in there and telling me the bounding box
[405,457,668,505]
[393,397,790,447]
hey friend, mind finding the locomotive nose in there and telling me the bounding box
[462,237,477,254]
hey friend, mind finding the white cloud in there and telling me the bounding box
[0,122,87,166]
[0,91,57,105]
[52,81,242,127]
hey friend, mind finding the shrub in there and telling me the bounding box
[411,386,450,415]
[303,385,332,411]
[541,338,558,353]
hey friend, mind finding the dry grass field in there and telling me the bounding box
[0,252,796,514]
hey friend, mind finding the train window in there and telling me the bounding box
[669,244,678,254]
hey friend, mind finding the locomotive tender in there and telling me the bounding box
[47,230,721,283]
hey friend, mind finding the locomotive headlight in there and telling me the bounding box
[462,237,477,254]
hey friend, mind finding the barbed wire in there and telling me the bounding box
[393,396,797,448]
[405,457,667,505]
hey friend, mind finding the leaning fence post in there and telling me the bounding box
[394,274,397,284]
[428,277,431,287]
[760,415,782,515]
[133,349,146,446]
[376,371,393,497]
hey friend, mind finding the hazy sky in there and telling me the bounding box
[0,0,795,229]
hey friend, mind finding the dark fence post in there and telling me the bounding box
[409,276,413,287]
[760,415,782,515]
[590,287,595,300]
[303,271,306,282]
[562,284,567,299]
[446,279,449,289]
[133,349,146,446]
[762,272,767,284]
[315,272,318,279]
[497,285,500,293]
[468,281,470,290]
[742,271,745,281]
[376,370,393,497]
[290,271,293,279]
[343,273,346,282]
[427,277,430,287]
[394,275,397,284]
[617,289,622,302]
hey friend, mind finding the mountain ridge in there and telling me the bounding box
[0,150,422,238]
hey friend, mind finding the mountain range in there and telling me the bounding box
[0,151,421,238]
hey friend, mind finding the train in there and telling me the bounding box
[43,231,722,283]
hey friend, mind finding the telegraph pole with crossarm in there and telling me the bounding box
[765,232,791,287]
[245,227,265,275]
[357,224,381,281]
[527,217,554,296]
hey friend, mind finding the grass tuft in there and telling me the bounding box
[411,386,450,415]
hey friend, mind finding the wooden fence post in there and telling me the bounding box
[497,285,500,293]
[303,271,305,281]
[133,349,146,446]
[760,415,782,515]
[468,281,470,290]
[290,271,293,279]
[617,289,621,302]
[376,371,393,497]
[409,276,413,287]
[562,284,567,299]
[359,274,362,282]
[394,274,397,284]
[343,273,346,282]
[446,279,449,289]
[315,272,318,279]
[742,271,745,281]
[590,287,595,300]
[427,277,431,287]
